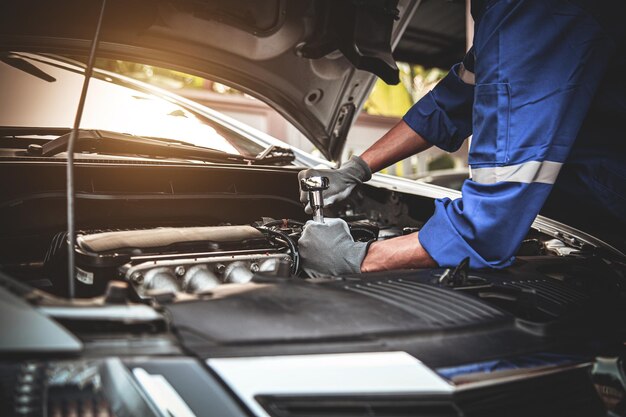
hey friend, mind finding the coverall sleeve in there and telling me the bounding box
[417,0,621,269]
[402,49,475,153]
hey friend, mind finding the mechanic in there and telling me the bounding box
[298,0,625,275]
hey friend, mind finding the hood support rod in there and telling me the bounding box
[66,0,107,299]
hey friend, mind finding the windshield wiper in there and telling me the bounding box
[33,129,254,164]
[255,144,296,165]
[0,53,56,82]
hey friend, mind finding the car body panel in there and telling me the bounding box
[0,0,420,160]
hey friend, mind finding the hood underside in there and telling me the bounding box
[0,0,419,160]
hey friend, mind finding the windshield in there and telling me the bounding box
[0,53,264,156]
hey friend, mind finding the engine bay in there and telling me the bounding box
[0,161,624,332]
[0,161,625,412]
[21,209,622,370]
[27,206,626,330]
[42,217,400,299]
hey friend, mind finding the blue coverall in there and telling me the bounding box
[403,0,625,268]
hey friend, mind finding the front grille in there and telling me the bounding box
[345,279,507,328]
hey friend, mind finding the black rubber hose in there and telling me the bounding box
[256,226,300,275]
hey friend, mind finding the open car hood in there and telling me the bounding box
[0,0,419,161]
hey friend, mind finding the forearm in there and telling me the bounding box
[360,120,433,173]
[361,232,436,272]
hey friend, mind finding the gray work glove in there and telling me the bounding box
[298,218,369,276]
[298,155,372,214]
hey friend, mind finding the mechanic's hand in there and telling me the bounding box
[298,218,370,276]
[298,155,372,214]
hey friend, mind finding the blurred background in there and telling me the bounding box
[97,0,472,186]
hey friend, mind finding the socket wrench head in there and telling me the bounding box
[300,176,329,192]
[300,176,329,223]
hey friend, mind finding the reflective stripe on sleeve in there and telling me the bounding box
[471,160,563,184]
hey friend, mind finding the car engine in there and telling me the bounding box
[43,218,383,299]
[43,222,298,298]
